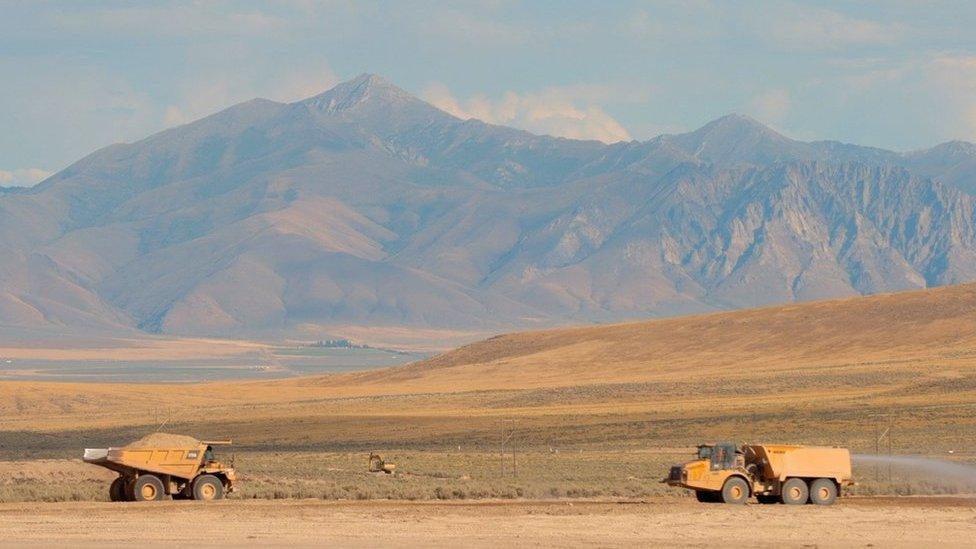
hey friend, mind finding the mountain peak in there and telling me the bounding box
[661,113,800,165]
[921,140,976,157]
[694,113,786,140]
[345,73,399,93]
[301,73,416,114]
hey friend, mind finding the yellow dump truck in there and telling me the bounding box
[84,439,236,502]
[664,442,853,505]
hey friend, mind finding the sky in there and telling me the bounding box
[2,0,976,186]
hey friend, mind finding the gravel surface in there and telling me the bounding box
[1,497,973,548]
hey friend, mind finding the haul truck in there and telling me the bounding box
[664,442,853,505]
[84,441,236,502]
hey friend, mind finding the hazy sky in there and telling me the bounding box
[2,1,976,186]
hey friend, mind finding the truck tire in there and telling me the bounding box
[109,477,126,502]
[721,477,750,504]
[192,474,224,501]
[694,490,716,503]
[131,475,165,502]
[780,478,808,505]
[809,478,838,505]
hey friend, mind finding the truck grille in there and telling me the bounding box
[668,466,683,481]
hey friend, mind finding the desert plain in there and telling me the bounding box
[3,498,975,548]
[3,284,976,546]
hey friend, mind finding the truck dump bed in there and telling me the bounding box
[747,444,852,484]
[84,445,206,480]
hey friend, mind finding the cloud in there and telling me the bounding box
[927,53,976,77]
[270,67,341,103]
[163,63,339,128]
[47,4,287,38]
[622,2,721,43]
[923,54,976,139]
[418,4,596,47]
[748,89,791,124]
[423,83,633,143]
[423,83,469,119]
[162,79,235,127]
[0,168,53,188]
[817,53,976,146]
[623,2,903,53]
[757,3,905,51]
[0,59,158,174]
[424,9,534,45]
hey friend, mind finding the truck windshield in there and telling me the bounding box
[697,446,712,460]
[710,443,736,470]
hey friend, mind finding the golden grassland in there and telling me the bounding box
[2,450,969,503]
[3,284,976,500]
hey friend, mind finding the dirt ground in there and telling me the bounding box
[1,497,973,548]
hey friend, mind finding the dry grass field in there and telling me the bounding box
[3,449,969,505]
[3,283,976,506]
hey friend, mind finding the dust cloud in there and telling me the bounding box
[853,454,976,489]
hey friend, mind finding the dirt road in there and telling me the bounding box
[1,497,973,547]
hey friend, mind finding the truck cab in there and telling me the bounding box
[665,442,747,502]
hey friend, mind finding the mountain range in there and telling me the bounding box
[2,73,976,342]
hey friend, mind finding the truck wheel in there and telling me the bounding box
[780,478,808,505]
[109,477,126,502]
[131,475,165,502]
[695,490,720,503]
[721,477,750,504]
[809,478,838,505]
[193,474,224,501]
[756,494,779,504]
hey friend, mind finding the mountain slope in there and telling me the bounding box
[388,281,976,391]
[1,74,976,342]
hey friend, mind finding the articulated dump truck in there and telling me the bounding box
[84,435,236,502]
[664,442,853,505]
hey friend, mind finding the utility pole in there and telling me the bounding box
[500,419,518,477]
[875,421,880,483]
[887,413,893,482]
[875,413,892,484]
[512,424,518,478]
